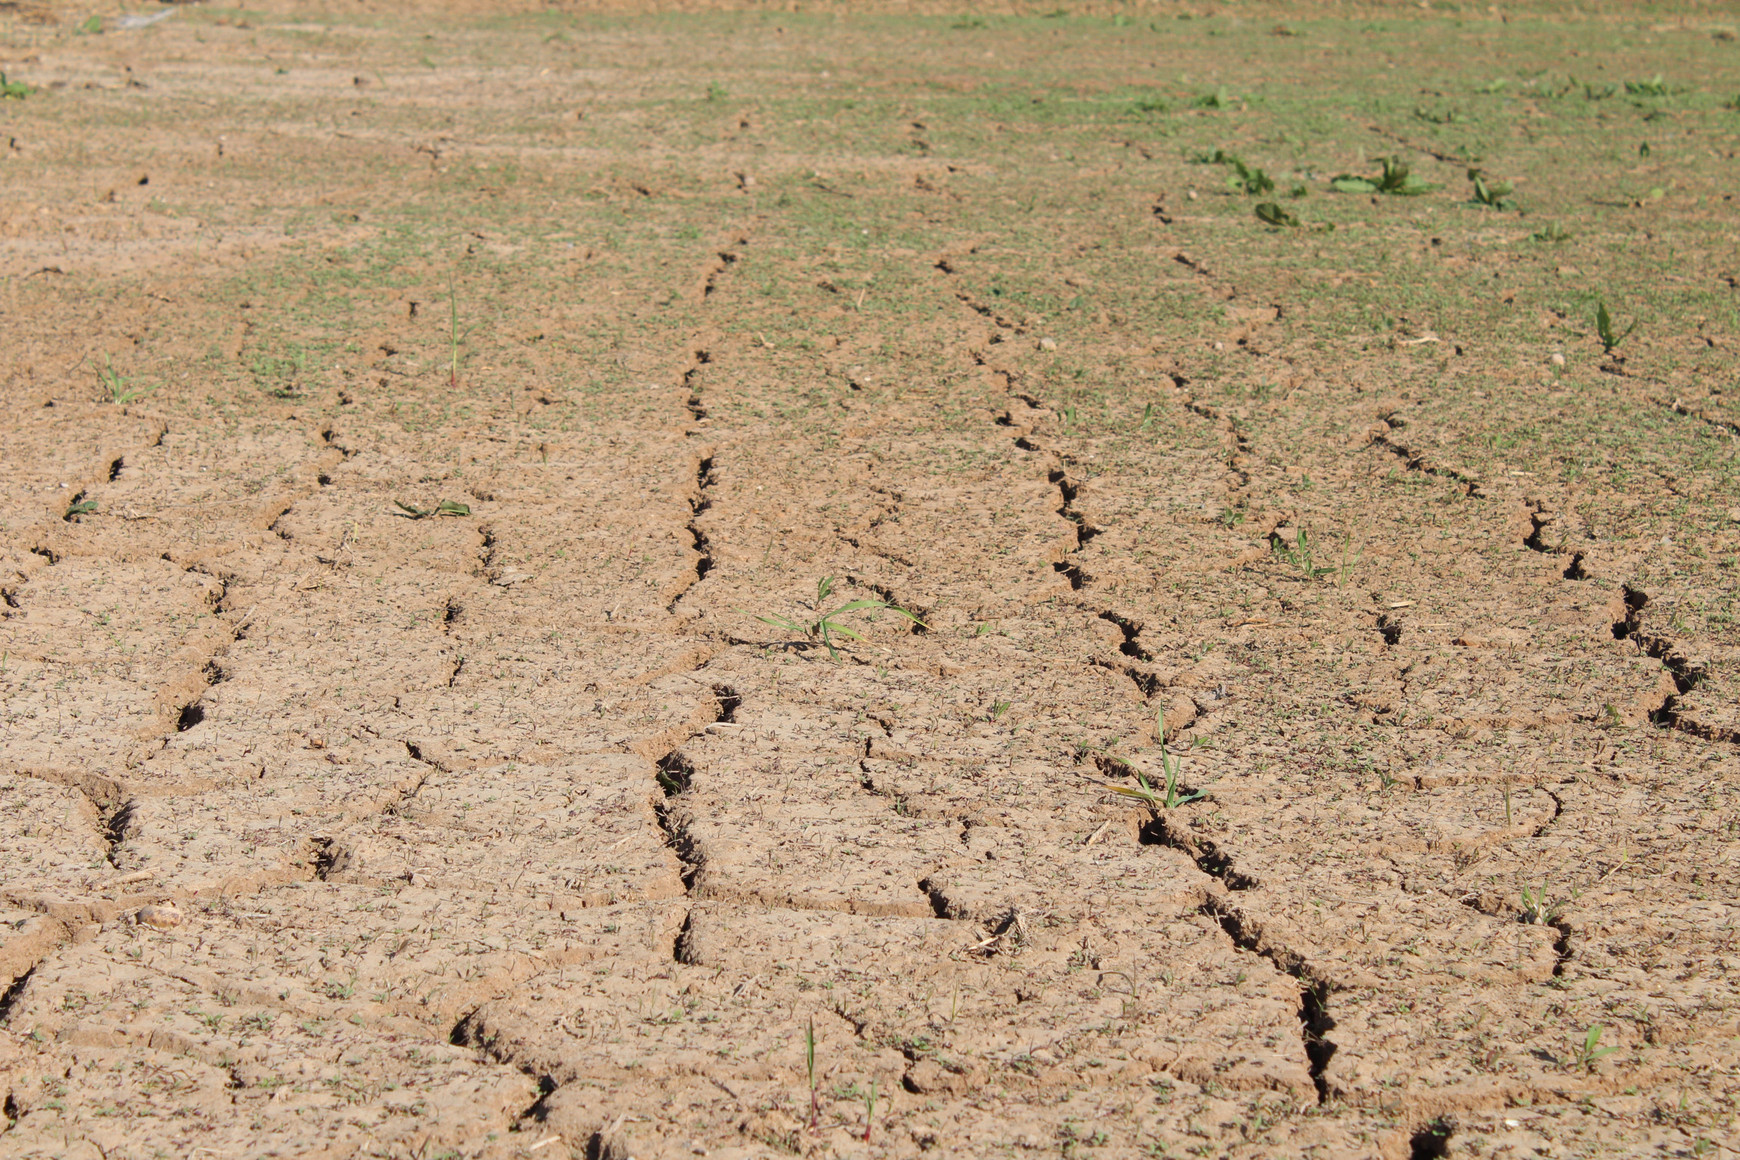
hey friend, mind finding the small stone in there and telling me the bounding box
[137,903,183,930]
[1038,337,1057,352]
[1549,353,1566,366]
[308,735,325,749]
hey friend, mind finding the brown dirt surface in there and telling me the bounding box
[3,3,1740,1158]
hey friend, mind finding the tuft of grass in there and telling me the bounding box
[1623,75,1670,97]
[393,499,470,519]
[752,576,925,660]
[1531,222,1572,243]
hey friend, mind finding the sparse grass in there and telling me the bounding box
[1107,707,1206,812]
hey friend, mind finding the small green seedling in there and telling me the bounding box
[1331,155,1438,196]
[1468,169,1515,209]
[1254,202,1299,228]
[1519,882,1567,926]
[1624,75,1669,97]
[862,1078,877,1143]
[1531,222,1572,243]
[98,356,151,404]
[989,699,1012,720]
[1225,158,1274,195]
[0,73,30,100]
[1595,301,1636,355]
[1569,1025,1619,1072]
[448,273,461,389]
[1192,86,1232,109]
[805,1017,819,1130]
[1108,707,1206,811]
[75,15,101,34]
[1273,527,1331,579]
[65,499,97,519]
[393,499,470,519]
[753,577,925,660]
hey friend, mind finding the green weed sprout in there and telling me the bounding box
[98,356,151,404]
[0,73,30,100]
[1331,155,1438,196]
[752,576,925,660]
[862,1078,877,1143]
[1531,222,1572,243]
[448,272,461,389]
[1226,158,1274,195]
[805,1017,819,1130]
[1468,169,1515,209]
[1108,707,1206,811]
[65,499,97,519]
[1273,527,1332,579]
[393,499,470,519]
[1254,202,1299,228]
[1595,301,1636,355]
[1569,1025,1619,1072]
[1519,882,1568,926]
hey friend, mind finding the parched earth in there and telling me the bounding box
[3,4,1739,1158]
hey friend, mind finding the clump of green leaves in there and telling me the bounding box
[1254,202,1299,228]
[1331,155,1438,196]
[753,576,925,660]
[1595,301,1636,355]
[74,15,101,34]
[1567,1025,1619,1072]
[1192,86,1233,109]
[65,497,97,520]
[393,499,470,519]
[1131,91,1169,115]
[0,73,30,100]
[1624,74,1670,97]
[1468,168,1516,209]
[1531,222,1572,243]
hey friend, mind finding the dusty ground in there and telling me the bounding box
[3,2,1740,1157]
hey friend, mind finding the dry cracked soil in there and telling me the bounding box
[3,2,1740,1158]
